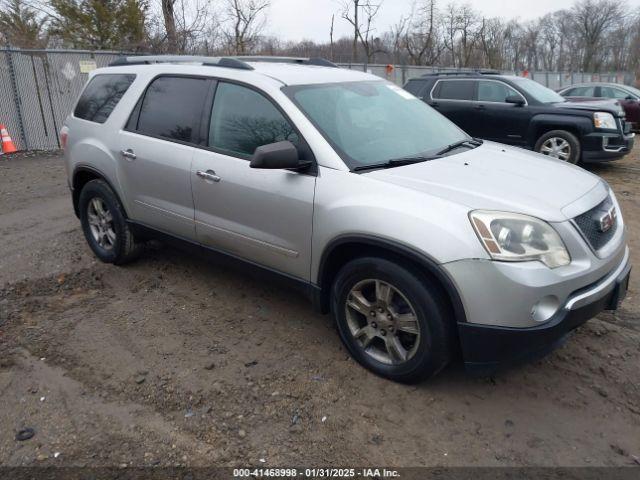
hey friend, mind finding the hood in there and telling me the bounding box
[365,142,605,222]
[553,98,624,116]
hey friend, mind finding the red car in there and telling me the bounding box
[558,83,640,132]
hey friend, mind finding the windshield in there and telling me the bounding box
[625,85,640,98]
[283,81,469,170]
[511,77,566,104]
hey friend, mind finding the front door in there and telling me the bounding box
[474,80,531,146]
[118,75,212,240]
[192,81,316,280]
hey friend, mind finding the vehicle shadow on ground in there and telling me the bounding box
[129,240,568,388]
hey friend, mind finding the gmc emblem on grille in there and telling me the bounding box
[596,206,617,233]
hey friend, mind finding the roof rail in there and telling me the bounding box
[108,55,254,70]
[234,56,338,68]
[421,69,502,77]
[108,55,339,70]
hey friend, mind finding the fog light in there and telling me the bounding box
[531,296,560,323]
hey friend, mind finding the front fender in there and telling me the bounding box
[311,167,488,283]
[527,114,592,146]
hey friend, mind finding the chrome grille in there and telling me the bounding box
[573,195,618,251]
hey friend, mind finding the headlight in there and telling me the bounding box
[594,112,616,129]
[469,211,570,268]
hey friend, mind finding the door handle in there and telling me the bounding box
[121,149,137,160]
[475,104,486,109]
[196,170,221,183]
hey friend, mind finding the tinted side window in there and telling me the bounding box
[209,82,298,156]
[477,81,521,103]
[404,80,427,96]
[434,80,475,101]
[136,76,209,143]
[568,86,595,96]
[600,86,628,99]
[74,74,135,123]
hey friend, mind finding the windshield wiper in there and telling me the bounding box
[435,138,483,156]
[352,138,483,172]
[352,155,441,172]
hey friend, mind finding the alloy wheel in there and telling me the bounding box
[345,279,421,365]
[87,197,116,250]
[540,137,571,161]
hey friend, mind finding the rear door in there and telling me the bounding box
[119,75,212,240]
[191,81,316,280]
[429,79,478,134]
[475,79,531,145]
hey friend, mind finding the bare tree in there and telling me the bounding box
[340,0,383,63]
[572,0,625,71]
[404,0,442,65]
[155,0,216,53]
[329,13,335,61]
[7,0,640,77]
[384,15,407,64]
[223,0,269,55]
[161,0,178,51]
[478,17,505,69]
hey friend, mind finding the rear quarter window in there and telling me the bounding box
[74,74,136,123]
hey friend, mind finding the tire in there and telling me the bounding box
[78,179,141,265]
[534,130,581,164]
[331,257,455,383]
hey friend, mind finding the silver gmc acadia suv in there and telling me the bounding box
[62,56,631,383]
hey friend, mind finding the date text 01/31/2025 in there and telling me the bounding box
[233,468,400,478]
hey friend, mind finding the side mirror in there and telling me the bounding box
[626,95,637,102]
[505,95,525,106]
[250,141,308,170]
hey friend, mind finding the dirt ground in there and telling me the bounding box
[0,148,639,469]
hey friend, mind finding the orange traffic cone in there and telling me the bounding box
[0,124,18,154]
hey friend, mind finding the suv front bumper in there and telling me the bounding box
[582,131,635,163]
[445,245,630,374]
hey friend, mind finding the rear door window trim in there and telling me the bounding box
[429,78,477,103]
[123,73,214,148]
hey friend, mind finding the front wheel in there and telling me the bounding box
[534,130,581,164]
[331,257,454,383]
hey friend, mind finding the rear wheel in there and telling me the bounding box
[79,179,141,265]
[331,257,454,383]
[534,130,581,164]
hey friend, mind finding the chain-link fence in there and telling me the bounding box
[0,49,124,151]
[339,63,637,91]
[1,48,636,151]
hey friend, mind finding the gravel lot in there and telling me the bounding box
[0,149,639,468]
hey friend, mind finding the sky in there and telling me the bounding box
[266,0,640,42]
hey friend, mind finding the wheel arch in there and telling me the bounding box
[72,165,128,219]
[315,235,467,326]
[527,114,590,148]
